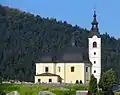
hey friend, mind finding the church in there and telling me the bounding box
[34,10,101,84]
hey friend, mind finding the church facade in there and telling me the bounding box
[35,11,101,84]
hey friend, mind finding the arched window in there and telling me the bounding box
[93,42,97,48]
[38,79,41,83]
[71,67,75,72]
[58,66,60,72]
[94,70,96,73]
[80,80,83,84]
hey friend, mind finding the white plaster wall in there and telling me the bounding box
[88,35,101,82]
[55,63,65,82]
[65,63,85,84]
[35,76,58,83]
[35,62,92,84]
[36,63,55,75]
[84,64,92,84]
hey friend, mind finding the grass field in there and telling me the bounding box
[0,83,120,95]
[0,83,88,95]
[115,92,120,95]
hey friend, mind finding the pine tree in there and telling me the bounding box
[88,74,98,94]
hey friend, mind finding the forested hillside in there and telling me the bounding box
[0,5,120,82]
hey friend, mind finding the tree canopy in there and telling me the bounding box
[98,69,117,91]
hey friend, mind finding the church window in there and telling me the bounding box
[86,67,88,72]
[93,42,97,48]
[38,79,41,83]
[94,70,96,73]
[76,80,79,84]
[49,79,52,82]
[94,52,96,55]
[71,67,74,72]
[80,80,83,84]
[94,61,96,64]
[58,66,60,72]
[45,67,49,72]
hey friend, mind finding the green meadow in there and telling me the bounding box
[0,83,88,95]
[115,92,120,95]
[0,83,119,95]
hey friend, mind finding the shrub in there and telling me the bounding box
[0,91,6,95]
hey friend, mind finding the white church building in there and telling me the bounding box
[35,11,101,84]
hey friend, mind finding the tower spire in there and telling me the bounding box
[91,8,99,32]
[89,8,100,38]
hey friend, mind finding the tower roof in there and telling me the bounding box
[91,10,98,25]
[89,9,100,38]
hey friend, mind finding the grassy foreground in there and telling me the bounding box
[0,83,119,95]
[0,83,88,95]
[115,92,120,95]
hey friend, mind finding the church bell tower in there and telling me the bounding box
[88,10,101,83]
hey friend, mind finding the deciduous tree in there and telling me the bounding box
[98,69,117,91]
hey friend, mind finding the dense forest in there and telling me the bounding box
[0,5,120,82]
